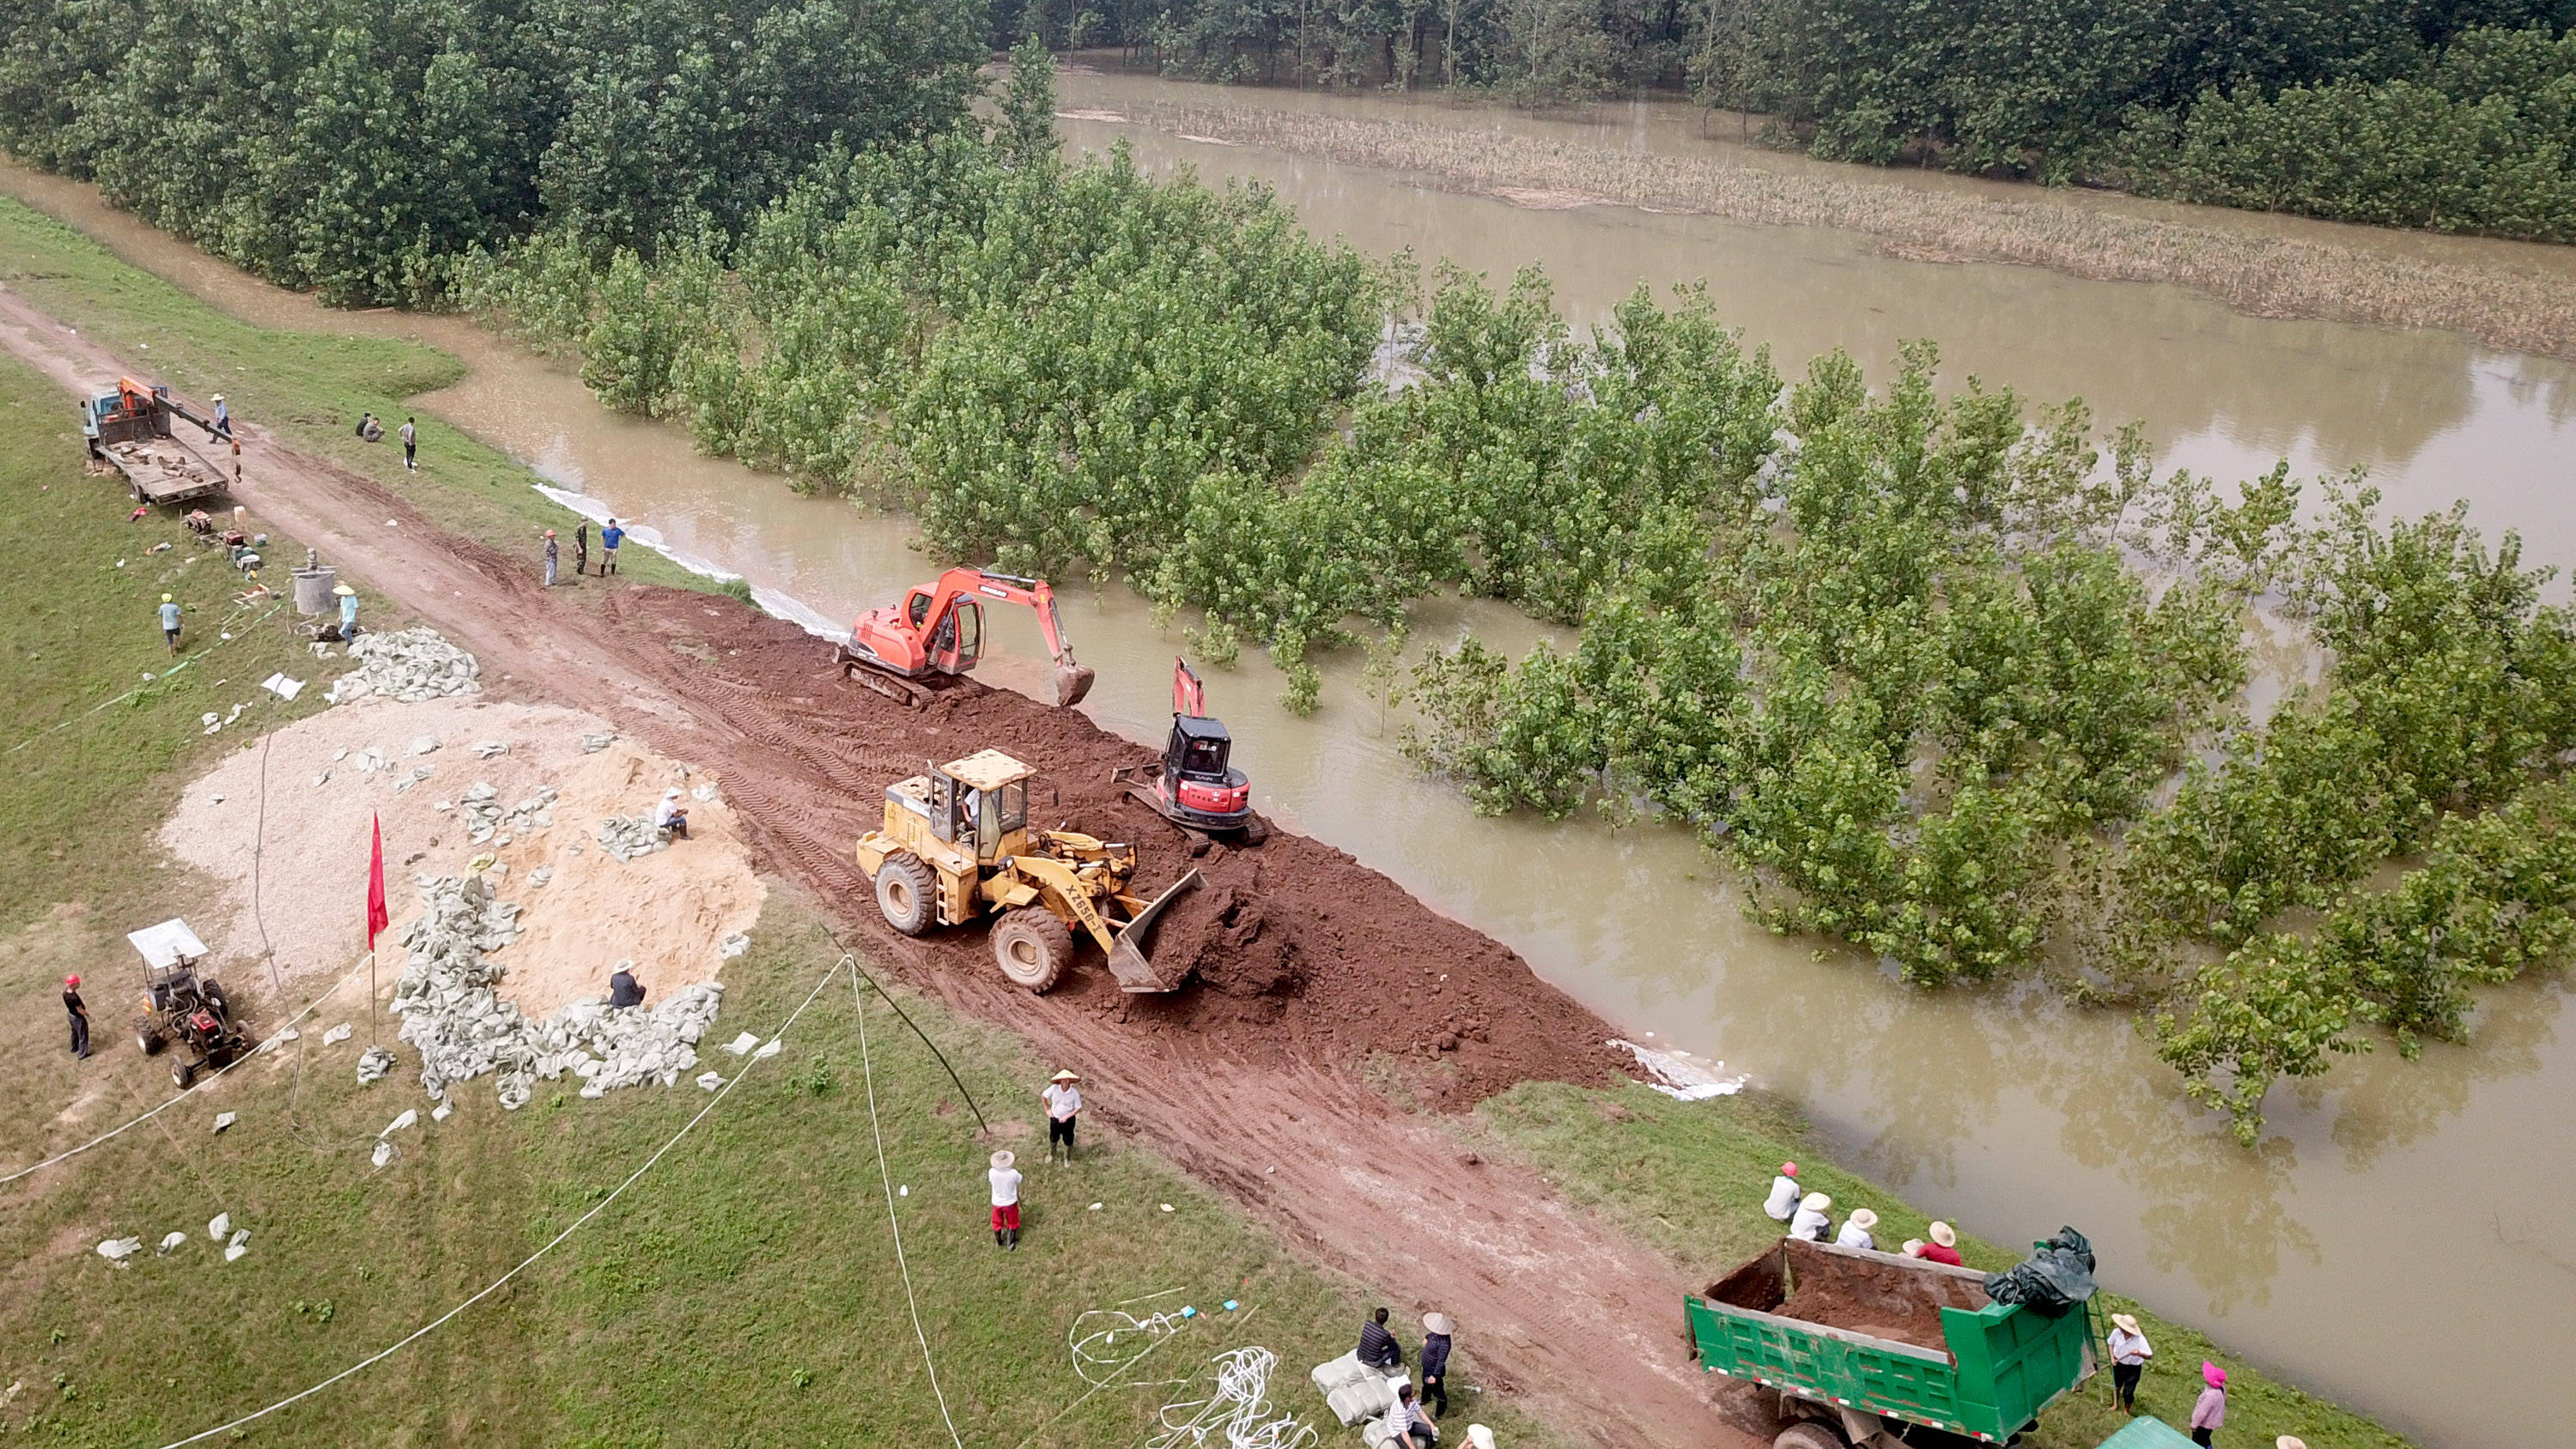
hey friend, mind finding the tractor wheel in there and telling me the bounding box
[172,1058,197,1090]
[201,979,229,1020]
[991,908,1072,993]
[1772,1422,1849,1449]
[873,852,939,937]
[135,1016,164,1055]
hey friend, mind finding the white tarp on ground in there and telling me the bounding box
[126,919,209,970]
[1608,1038,1747,1100]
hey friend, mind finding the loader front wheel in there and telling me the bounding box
[992,909,1072,993]
[874,852,938,937]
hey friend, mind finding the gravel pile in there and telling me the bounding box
[390,871,723,1110]
[326,627,483,705]
[596,815,667,861]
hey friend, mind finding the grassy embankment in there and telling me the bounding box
[1125,100,2576,363]
[0,217,1560,1446]
[1472,1082,2414,1449]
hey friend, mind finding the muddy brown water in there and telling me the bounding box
[7,98,2573,1446]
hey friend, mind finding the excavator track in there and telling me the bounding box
[836,646,930,708]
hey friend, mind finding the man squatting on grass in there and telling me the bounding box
[1043,1068,1080,1163]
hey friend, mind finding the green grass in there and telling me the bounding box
[0,193,704,595]
[1473,1080,2415,1449]
[0,353,334,927]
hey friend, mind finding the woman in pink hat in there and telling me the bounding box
[2190,1361,2227,1446]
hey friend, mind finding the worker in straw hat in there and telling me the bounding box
[2276,1439,2306,1449]
[653,786,690,840]
[988,1149,1024,1251]
[1465,1427,1495,1449]
[1042,1068,1082,1165]
[1922,1219,1965,1266]
[2106,1313,2153,1412]
[1762,1161,1801,1221]
[1835,1207,1880,1252]
[331,582,359,640]
[1789,1191,1833,1242]
[1419,1312,1456,1417]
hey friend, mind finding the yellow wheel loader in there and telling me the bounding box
[854,749,1200,992]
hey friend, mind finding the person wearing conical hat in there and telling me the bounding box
[1042,1069,1082,1165]
[1834,1207,1879,1252]
[331,581,359,639]
[1789,1191,1832,1242]
[988,1149,1023,1251]
[1921,1219,1965,1266]
[1465,1428,1495,1449]
[2106,1312,2153,1412]
[1762,1161,1801,1221]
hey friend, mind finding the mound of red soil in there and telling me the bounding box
[593,590,1624,1106]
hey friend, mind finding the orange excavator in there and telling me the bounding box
[836,567,1096,708]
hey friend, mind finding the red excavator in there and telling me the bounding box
[1121,658,1264,843]
[837,567,1096,708]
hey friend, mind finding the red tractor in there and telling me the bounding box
[1122,658,1264,843]
[837,567,1095,708]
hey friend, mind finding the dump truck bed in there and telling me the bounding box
[1686,1238,2093,1444]
[101,438,227,505]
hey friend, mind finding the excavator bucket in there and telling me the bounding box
[1104,869,1200,992]
[1054,663,1096,708]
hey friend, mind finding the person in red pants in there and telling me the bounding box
[988,1149,1023,1250]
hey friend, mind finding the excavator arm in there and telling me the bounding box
[922,567,1095,706]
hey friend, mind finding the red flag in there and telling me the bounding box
[366,812,390,953]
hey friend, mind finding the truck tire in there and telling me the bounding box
[991,908,1072,992]
[874,852,938,937]
[1773,1423,1849,1449]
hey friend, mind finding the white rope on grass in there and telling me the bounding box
[149,955,847,1449]
[1,947,375,1189]
[4,601,290,756]
[851,962,969,1449]
[1148,1347,1316,1449]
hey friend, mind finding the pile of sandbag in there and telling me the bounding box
[325,627,482,705]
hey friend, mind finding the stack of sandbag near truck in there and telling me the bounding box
[1311,1352,1409,1446]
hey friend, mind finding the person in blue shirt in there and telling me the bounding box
[158,593,182,653]
[600,518,624,575]
[334,582,359,638]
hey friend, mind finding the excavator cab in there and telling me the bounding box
[842,567,1085,706]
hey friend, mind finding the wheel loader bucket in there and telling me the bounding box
[1054,663,1097,708]
[1105,869,1200,992]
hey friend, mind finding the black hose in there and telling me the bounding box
[823,929,989,1136]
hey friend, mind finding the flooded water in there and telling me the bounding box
[8,97,2573,1449]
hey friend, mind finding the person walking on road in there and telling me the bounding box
[544,530,558,587]
[158,593,182,653]
[1419,1313,1455,1418]
[989,1149,1023,1250]
[1921,1220,1965,1265]
[1835,1207,1879,1252]
[600,518,624,575]
[1358,1306,1404,1373]
[1042,1069,1081,1164]
[574,520,589,579]
[63,974,89,1059]
[2106,1313,2153,1412]
[2190,1361,2227,1446]
[1763,1161,1801,1221]
[399,416,417,470]
[1789,1191,1833,1242]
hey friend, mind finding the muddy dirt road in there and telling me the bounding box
[0,282,1759,1448]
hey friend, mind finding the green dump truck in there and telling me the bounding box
[1686,1237,2096,1449]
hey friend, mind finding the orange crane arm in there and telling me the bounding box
[922,567,1095,706]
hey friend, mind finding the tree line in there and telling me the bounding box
[1036,0,2576,240]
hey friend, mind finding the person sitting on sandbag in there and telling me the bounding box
[654,788,690,840]
[609,966,646,1009]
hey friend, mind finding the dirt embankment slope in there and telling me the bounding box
[0,282,1756,1449]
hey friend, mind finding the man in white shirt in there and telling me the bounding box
[1835,1208,1878,1252]
[1789,1191,1833,1242]
[2105,1313,2153,1411]
[1762,1161,1802,1221]
[654,787,690,840]
[1042,1069,1082,1165]
[989,1149,1023,1251]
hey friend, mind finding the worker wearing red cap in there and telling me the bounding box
[1763,1161,1801,1222]
[63,975,89,1060]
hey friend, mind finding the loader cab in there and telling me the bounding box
[891,749,1032,864]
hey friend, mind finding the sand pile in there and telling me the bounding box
[161,694,764,1020]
